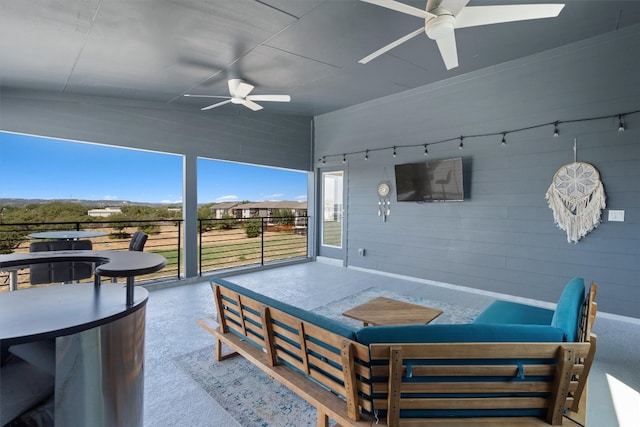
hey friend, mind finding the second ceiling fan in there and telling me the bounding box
[359,0,565,70]
[185,79,291,111]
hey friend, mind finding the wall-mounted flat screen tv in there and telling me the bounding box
[395,157,464,202]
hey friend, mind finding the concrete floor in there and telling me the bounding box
[143,261,640,427]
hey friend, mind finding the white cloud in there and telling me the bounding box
[262,193,284,201]
[295,195,307,201]
[160,199,182,204]
[103,195,118,200]
[216,195,239,202]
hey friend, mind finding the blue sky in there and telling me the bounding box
[0,132,307,204]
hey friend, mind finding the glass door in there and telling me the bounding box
[318,169,346,261]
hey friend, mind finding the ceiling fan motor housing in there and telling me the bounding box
[425,8,456,40]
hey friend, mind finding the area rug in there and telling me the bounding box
[173,287,479,426]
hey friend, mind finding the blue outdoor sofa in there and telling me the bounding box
[198,277,596,427]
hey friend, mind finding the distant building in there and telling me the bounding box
[87,207,122,217]
[208,201,307,220]
[210,202,239,219]
[232,201,307,219]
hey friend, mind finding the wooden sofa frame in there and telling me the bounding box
[197,283,374,427]
[198,281,597,427]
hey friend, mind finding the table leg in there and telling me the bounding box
[126,276,134,307]
[9,270,18,291]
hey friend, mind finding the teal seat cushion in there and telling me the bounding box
[473,301,554,325]
[211,278,358,340]
[355,323,564,345]
[551,277,585,342]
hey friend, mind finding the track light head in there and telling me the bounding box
[618,114,625,132]
[501,133,507,146]
[553,121,559,137]
[342,154,346,164]
[393,146,397,157]
[364,150,369,160]
[459,136,464,150]
[424,144,428,156]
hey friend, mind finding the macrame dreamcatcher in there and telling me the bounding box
[545,160,606,243]
[376,169,392,222]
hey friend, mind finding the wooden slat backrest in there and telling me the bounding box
[214,285,268,350]
[212,283,372,419]
[266,305,373,413]
[579,282,598,343]
[570,282,597,413]
[370,341,592,427]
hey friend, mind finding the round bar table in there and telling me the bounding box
[1,250,165,303]
[28,230,108,240]
[0,250,166,427]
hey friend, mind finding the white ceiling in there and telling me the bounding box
[1,0,639,116]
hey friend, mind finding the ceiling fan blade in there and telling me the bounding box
[435,30,458,70]
[227,79,241,96]
[201,99,232,111]
[359,27,424,64]
[455,4,565,29]
[184,94,231,99]
[247,95,291,102]
[242,99,263,111]
[235,81,255,98]
[360,0,432,19]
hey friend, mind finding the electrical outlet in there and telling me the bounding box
[608,210,625,222]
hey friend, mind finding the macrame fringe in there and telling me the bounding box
[546,181,606,243]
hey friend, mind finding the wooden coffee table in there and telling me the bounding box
[342,296,443,326]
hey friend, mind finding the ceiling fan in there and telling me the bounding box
[184,79,291,111]
[359,0,565,70]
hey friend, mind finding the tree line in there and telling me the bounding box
[0,202,297,254]
[0,202,181,254]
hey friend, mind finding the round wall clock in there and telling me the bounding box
[377,181,391,198]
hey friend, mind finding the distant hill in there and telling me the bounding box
[0,198,179,208]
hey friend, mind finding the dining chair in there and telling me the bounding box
[129,231,148,252]
[29,240,94,284]
[108,232,149,284]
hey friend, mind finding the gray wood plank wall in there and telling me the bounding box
[0,90,312,171]
[314,25,640,318]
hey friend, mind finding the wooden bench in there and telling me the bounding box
[197,282,374,427]
[198,280,596,426]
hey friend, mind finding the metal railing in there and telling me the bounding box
[198,216,308,275]
[0,217,308,292]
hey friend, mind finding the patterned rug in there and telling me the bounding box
[173,287,479,426]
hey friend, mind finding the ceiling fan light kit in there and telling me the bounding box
[359,0,565,70]
[425,10,455,40]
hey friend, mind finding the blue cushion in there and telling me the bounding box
[551,277,585,342]
[210,278,358,340]
[355,323,564,345]
[473,300,554,325]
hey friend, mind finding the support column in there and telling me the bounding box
[183,153,198,278]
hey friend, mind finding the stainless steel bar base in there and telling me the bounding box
[54,305,146,427]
